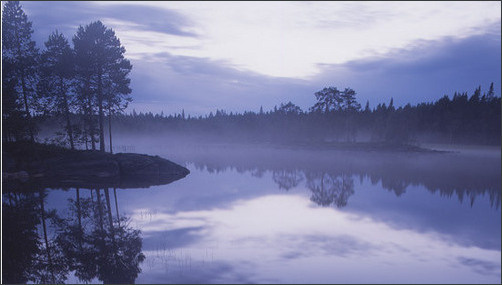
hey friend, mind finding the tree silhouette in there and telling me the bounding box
[53,188,145,283]
[72,21,132,152]
[54,190,100,283]
[272,169,304,190]
[2,74,27,141]
[306,172,355,208]
[340,88,361,111]
[104,52,132,153]
[38,31,77,149]
[310,87,343,113]
[31,189,70,284]
[88,188,145,284]
[2,188,41,284]
[278,101,303,115]
[486,82,495,100]
[2,1,39,141]
[73,23,97,150]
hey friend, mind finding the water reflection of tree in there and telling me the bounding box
[32,189,69,284]
[53,188,97,282]
[55,187,145,284]
[96,188,145,284]
[2,187,69,284]
[272,170,304,190]
[2,189,40,284]
[305,172,355,208]
[2,185,145,284]
[186,148,501,209]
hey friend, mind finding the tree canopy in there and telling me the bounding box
[2,2,133,152]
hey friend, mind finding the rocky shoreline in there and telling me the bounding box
[2,142,190,189]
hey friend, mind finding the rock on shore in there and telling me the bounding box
[2,142,190,189]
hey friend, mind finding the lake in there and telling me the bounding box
[3,143,501,284]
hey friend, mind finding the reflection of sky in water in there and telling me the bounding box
[131,193,499,283]
[42,165,500,284]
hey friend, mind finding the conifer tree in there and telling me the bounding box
[38,31,76,149]
[73,21,132,152]
[2,1,39,141]
[487,82,495,100]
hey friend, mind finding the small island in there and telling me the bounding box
[3,141,190,189]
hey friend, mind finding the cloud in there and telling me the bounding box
[141,226,205,250]
[89,1,502,78]
[280,234,376,260]
[457,257,501,277]
[25,1,500,78]
[128,52,314,115]
[20,1,195,48]
[100,4,196,37]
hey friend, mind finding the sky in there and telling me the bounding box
[15,1,502,116]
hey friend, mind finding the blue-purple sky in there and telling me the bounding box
[16,1,502,116]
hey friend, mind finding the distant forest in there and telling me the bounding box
[2,1,501,150]
[39,83,500,148]
[110,84,500,146]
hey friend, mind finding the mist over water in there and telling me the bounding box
[139,142,501,283]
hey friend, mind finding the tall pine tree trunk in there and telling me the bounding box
[39,189,55,283]
[104,188,114,230]
[15,28,34,142]
[98,102,104,152]
[83,117,89,150]
[98,70,105,152]
[88,95,96,151]
[108,107,113,153]
[113,188,120,227]
[83,74,96,150]
[96,189,104,232]
[61,78,74,149]
[76,188,83,249]
[21,74,34,142]
[64,109,74,149]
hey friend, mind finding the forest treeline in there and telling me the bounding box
[109,83,500,145]
[2,1,500,149]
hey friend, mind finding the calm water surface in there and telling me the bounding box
[3,144,501,283]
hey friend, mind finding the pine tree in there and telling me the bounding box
[310,87,343,113]
[38,31,76,149]
[73,24,97,150]
[73,21,132,152]
[2,1,39,141]
[341,88,361,111]
[470,85,481,103]
[364,100,370,113]
[487,82,495,100]
[388,97,395,111]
